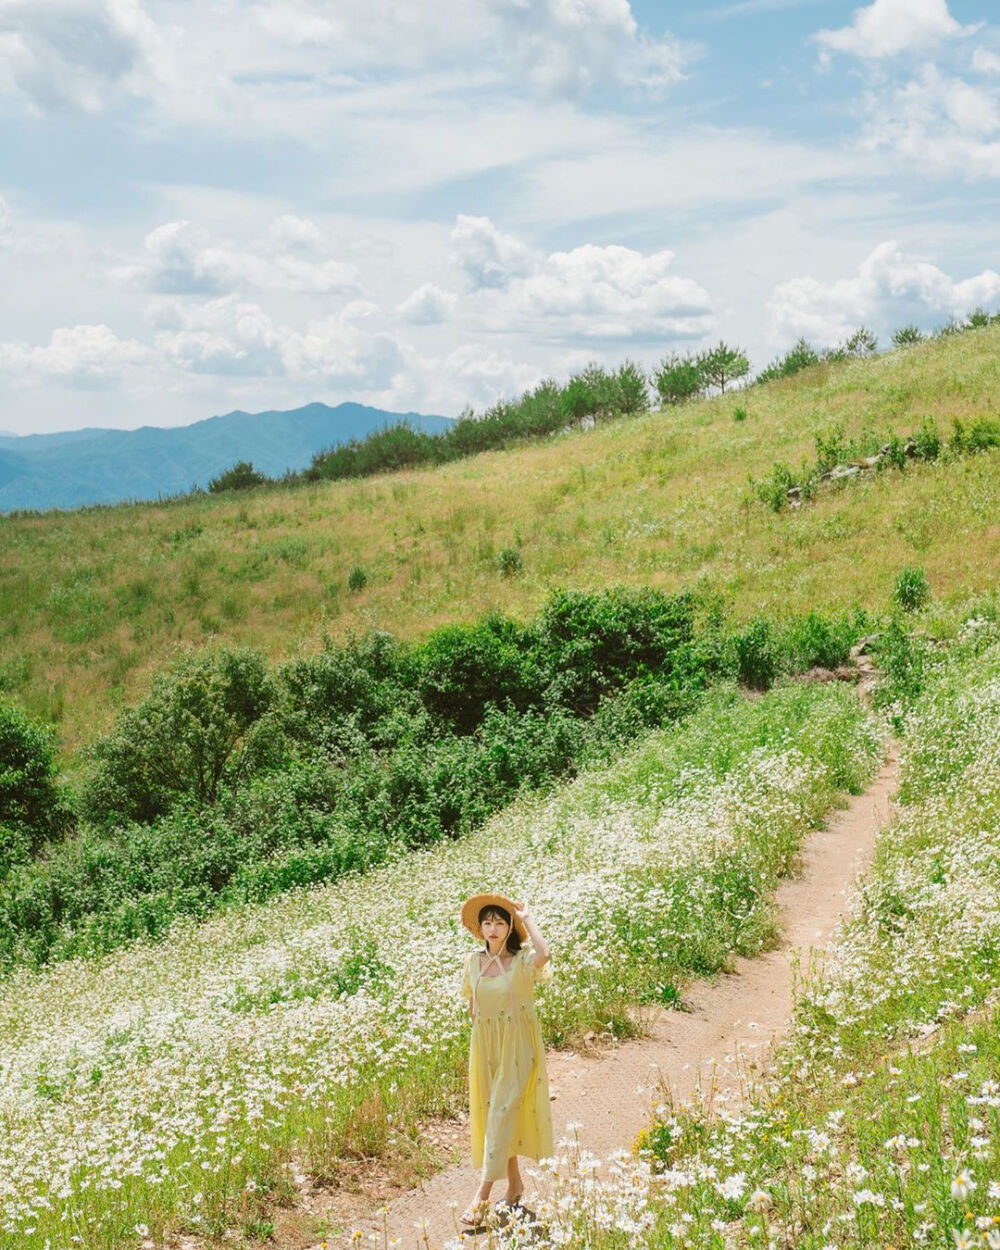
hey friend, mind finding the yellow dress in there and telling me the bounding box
[461,945,553,1182]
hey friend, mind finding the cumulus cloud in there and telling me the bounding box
[151,296,285,376]
[493,0,688,99]
[0,0,168,113]
[514,243,712,340]
[0,323,151,386]
[767,241,1000,346]
[448,216,714,341]
[148,294,405,387]
[815,0,976,62]
[450,215,536,291]
[116,218,361,295]
[862,64,1000,177]
[396,283,458,325]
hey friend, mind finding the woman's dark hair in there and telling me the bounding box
[478,904,522,953]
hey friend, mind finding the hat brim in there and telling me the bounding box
[460,892,527,940]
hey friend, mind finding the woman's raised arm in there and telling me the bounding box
[513,903,550,969]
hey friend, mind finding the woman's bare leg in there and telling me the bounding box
[504,1156,523,1203]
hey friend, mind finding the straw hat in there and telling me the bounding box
[460,892,527,941]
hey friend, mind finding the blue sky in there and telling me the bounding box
[0,0,998,434]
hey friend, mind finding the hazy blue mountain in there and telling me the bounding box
[0,402,453,513]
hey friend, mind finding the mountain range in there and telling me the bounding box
[0,402,452,513]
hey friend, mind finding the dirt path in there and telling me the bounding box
[272,743,898,1250]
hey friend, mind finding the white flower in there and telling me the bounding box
[717,1172,747,1201]
[951,1171,976,1201]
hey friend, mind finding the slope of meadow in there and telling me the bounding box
[0,683,880,1250]
[1,326,999,753]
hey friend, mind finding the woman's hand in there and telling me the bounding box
[512,901,532,925]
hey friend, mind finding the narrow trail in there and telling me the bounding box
[273,741,899,1250]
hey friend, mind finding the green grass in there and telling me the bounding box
[2,326,999,754]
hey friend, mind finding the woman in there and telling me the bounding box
[459,892,553,1231]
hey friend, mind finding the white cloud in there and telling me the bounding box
[767,241,1000,346]
[283,310,404,389]
[396,283,458,325]
[0,0,169,113]
[513,243,713,340]
[493,0,689,99]
[0,323,151,386]
[450,215,536,291]
[862,64,1000,177]
[148,293,406,387]
[151,296,285,376]
[116,218,361,295]
[446,217,714,342]
[0,0,686,127]
[815,0,976,62]
[972,48,1000,75]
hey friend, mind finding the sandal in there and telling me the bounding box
[458,1201,490,1234]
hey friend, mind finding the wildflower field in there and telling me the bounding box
[513,621,1000,1250]
[0,682,880,1249]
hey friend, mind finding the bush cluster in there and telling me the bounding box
[653,341,750,406]
[753,415,998,512]
[0,591,872,972]
[302,362,649,484]
[0,700,70,878]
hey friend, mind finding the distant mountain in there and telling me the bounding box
[0,402,453,513]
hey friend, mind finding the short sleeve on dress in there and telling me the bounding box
[461,951,477,1003]
[521,944,553,984]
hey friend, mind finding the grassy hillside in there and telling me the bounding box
[3,325,1000,753]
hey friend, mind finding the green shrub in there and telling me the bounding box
[840,326,879,357]
[893,566,930,613]
[912,417,941,460]
[82,647,282,824]
[531,588,698,714]
[814,424,850,473]
[279,631,411,749]
[347,565,368,593]
[732,617,778,690]
[0,700,69,875]
[418,616,538,733]
[755,338,821,385]
[497,546,523,577]
[654,352,703,406]
[881,432,908,471]
[891,324,923,347]
[754,462,798,512]
[783,611,865,671]
[732,405,747,422]
[950,416,1000,455]
[872,617,927,719]
[208,461,270,492]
